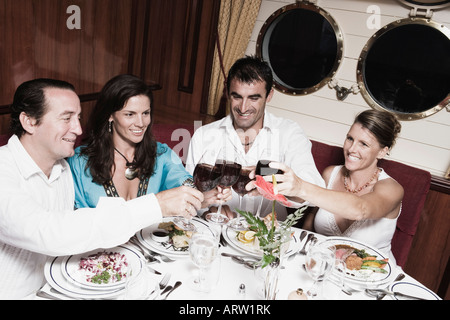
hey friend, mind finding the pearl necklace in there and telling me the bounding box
[114,148,138,180]
[344,168,380,194]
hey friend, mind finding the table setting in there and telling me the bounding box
[35,160,441,301]
[35,214,440,301]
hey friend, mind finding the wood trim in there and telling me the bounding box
[200,0,221,115]
[178,0,202,93]
[431,175,450,195]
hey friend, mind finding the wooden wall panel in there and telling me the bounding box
[0,0,220,133]
[0,0,134,133]
[0,0,35,106]
[404,187,450,299]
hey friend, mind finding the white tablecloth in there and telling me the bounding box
[35,226,437,301]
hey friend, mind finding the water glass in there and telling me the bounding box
[188,230,220,292]
[304,241,336,299]
[123,262,159,300]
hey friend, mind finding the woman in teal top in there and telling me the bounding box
[68,75,210,213]
[68,142,191,208]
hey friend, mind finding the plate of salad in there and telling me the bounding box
[60,244,144,290]
[321,237,397,287]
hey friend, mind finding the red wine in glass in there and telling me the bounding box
[215,160,241,187]
[232,167,253,196]
[255,160,283,176]
[193,163,221,192]
[205,160,241,226]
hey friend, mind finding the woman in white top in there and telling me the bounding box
[266,110,404,264]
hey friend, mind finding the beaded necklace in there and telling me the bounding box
[343,168,380,194]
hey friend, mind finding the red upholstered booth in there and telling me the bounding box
[311,140,431,267]
[1,124,432,267]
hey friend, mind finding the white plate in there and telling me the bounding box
[44,245,148,299]
[136,217,215,258]
[320,237,397,287]
[60,245,143,291]
[389,281,441,300]
[222,224,303,258]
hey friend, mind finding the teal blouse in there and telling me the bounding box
[67,142,191,208]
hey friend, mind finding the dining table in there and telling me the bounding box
[34,217,441,302]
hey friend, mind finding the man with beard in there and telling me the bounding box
[186,55,324,221]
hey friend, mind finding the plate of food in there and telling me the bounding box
[136,217,215,257]
[60,244,143,291]
[320,237,397,287]
[221,216,303,258]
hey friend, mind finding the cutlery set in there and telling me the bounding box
[158,273,183,299]
[129,236,175,264]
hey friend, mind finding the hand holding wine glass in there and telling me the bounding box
[254,149,285,217]
[204,150,241,225]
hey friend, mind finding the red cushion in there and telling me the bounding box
[152,123,195,163]
[310,140,431,267]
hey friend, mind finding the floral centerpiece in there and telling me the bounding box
[237,175,306,268]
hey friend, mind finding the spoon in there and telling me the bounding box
[373,273,406,300]
[163,281,182,300]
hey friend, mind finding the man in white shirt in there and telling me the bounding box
[0,79,203,299]
[186,56,324,221]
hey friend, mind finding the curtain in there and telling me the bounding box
[207,0,262,116]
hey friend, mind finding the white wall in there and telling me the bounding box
[245,0,450,177]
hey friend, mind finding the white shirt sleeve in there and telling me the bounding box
[0,161,162,257]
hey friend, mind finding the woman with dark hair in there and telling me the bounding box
[68,74,224,212]
[263,109,404,264]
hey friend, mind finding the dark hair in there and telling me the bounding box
[226,55,273,97]
[354,109,402,149]
[81,74,157,184]
[10,78,75,137]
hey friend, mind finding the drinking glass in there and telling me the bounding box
[205,150,241,225]
[230,166,254,230]
[188,230,220,292]
[254,149,285,218]
[123,262,159,300]
[304,240,336,299]
[174,151,220,231]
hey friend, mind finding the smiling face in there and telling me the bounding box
[32,88,82,161]
[344,122,389,172]
[229,79,273,132]
[109,95,151,147]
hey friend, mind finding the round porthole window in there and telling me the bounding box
[256,2,343,95]
[357,17,450,120]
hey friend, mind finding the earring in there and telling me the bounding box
[108,121,113,133]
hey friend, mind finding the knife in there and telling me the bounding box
[392,291,427,300]
[366,288,427,300]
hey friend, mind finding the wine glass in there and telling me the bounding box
[304,240,336,299]
[123,262,159,300]
[254,149,285,218]
[205,150,241,225]
[188,230,220,292]
[174,152,220,231]
[230,166,253,230]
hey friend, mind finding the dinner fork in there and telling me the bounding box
[288,230,308,260]
[159,273,171,290]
